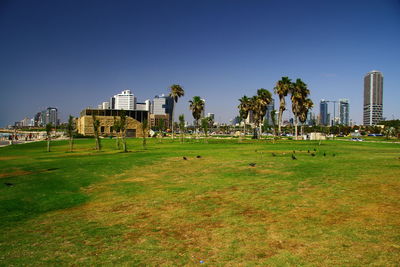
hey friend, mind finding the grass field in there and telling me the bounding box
[0,138,399,266]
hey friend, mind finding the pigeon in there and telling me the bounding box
[307,150,310,153]
[272,152,276,157]
[293,150,296,154]
[183,157,187,160]
[311,153,315,157]
[196,155,202,158]
[249,163,256,167]
[4,182,14,187]
[313,148,317,151]
[323,152,326,157]
[333,153,336,157]
[292,154,297,160]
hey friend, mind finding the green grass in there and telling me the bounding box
[0,138,399,265]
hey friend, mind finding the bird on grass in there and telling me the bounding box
[196,155,202,158]
[292,154,297,160]
[183,157,188,160]
[333,153,336,157]
[311,153,316,157]
[272,152,276,157]
[293,150,296,154]
[323,152,326,157]
[4,182,14,187]
[249,163,256,167]
[307,150,310,153]
[313,148,317,152]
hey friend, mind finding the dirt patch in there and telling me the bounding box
[0,170,33,179]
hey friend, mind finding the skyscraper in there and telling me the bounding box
[319,100,328,126]
[114,90,136,110]
[264,98,275,126]
[339,99,350,126]
[363,70,383,125]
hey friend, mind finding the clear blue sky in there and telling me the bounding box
[1,0,399,126]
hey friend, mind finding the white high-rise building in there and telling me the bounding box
[114,90,136,110]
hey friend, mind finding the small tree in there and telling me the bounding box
[66,115,75,152]
[45,123,52,152]
[201,117,209,143]
[157,118,165,142]
[119,110,128,152]
[142,119,148,149]
[113,116,122,150]
[92,115,101,151]
[179,114,185,143]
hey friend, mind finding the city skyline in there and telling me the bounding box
[1,0,399,127]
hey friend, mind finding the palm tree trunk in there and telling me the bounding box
[47,138,50,152]
[294,117,298,140]
[278,109,282,135]
[171,108,175,140]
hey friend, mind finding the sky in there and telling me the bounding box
[0,0,399,126]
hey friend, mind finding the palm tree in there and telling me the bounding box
[271,109,277,143]
[189,96,205,139]
[178,114,185,143]
[274,77,292,136]
[92,115,101,150]
[299,98,314,136]
[45,123,52,152]
[66,115,75,152]
[238,95,250,140]
[250,89,273,139]
[169,84,185,140]
[291,79,311,140]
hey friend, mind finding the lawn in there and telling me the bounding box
[0,138,399,265]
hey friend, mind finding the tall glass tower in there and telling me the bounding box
[339,99,350,126]
[363,70,383,125]
[319,100,328,126]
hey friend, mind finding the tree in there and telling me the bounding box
[66,115,75,152]
[113,116,122,149]
[45,123,52,152]
[119,110,128,152]
[169,84,185,140]
[271,109,277,142]
[178,114,185,143]
[274,77,292,136]
[290,79,311,140]
[249,89,272,139]
[92,115,101,150]
[201,117,209,143]
[298,98,314,137]
[238,95,250,140]
[157,118,165,142]
[189,96,205,139]
[141,119,148,149]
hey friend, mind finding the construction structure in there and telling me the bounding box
[77,109,148,137]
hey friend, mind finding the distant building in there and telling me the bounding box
[319,100,328,126]
[339,99,350,126]
[151,94,174,129]
[201,99,206,118]
[264,99,275,126]
[37,107,59,126]
[136,99,151,111]
[114,90,136,110]
[207,113,215,120]
[363,70,383,125]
